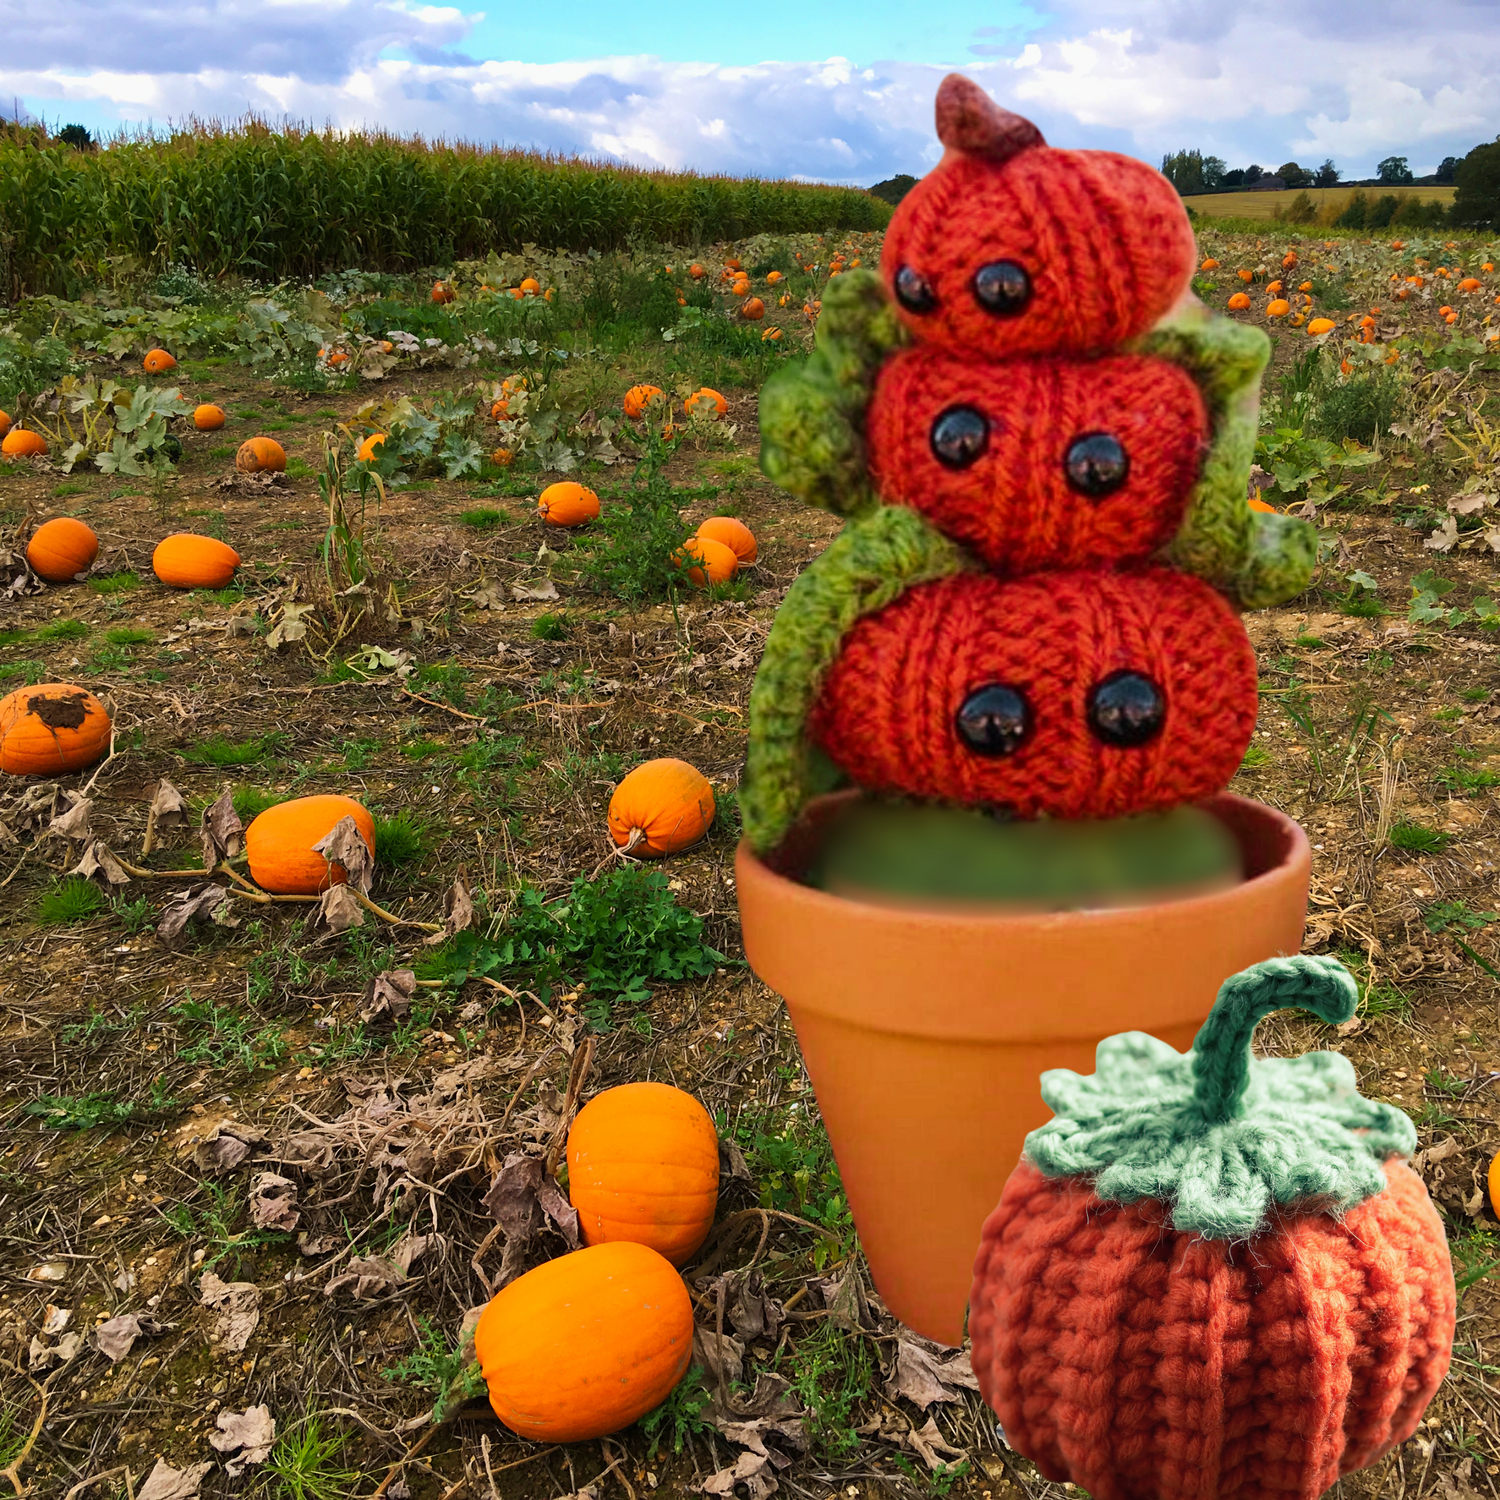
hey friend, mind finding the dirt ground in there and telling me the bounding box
[3,228,1500,1500]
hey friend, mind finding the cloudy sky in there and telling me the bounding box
[1,0,1495,187]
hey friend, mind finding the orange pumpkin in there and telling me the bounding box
[568,1083,720,1265]
[193,404,226,431]
[519,277,541,295]
[490,397,511,420]
[245,795,375,895]
[724,257,742,272]
[623,384,664,419]
[2,428,48,458]
[685,387,727,419]
[143,349,177,374]
[475,1242,693,1444]
[688,263,705,279]
[741,298,765,320]
[431,281,455,304]
[1489,1152,1500,1217]
[537,482,599,527]
[607,758,715,856]
[1265,298,1290,318]
[490,447,514,467]
[356,433,386,462]
[1307,317,1337,336]
[1237,269,1254,283]
[27,518,99,584]
[236,437,287,473]
[1248,496,1278,514]
[1227,292,1251,311]
[1460,277,1482,293]
[695,516,757,565]
[152,533,241,590]
[766,270,783,284]
[1200,258,1219,271]
[0,409,13,437]
[0,684,111,776]
[762,327,783,342]
[678,536,738,588]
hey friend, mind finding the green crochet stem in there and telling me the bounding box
[1132,299,1317,610]
[741,505,967,854]
[1024,955,1419,1240]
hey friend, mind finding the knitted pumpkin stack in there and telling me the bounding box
[970,954,1455,1500]
[745,74,1318,854]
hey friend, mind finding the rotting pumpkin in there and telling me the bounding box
[245,795,376,895]
[26,518,99,584]
[567,1082,720,1266]
[236,437,287,474]
[0,684,112,776]
[607,758,715,856]
[475,1241,693,1443]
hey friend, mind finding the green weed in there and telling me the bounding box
[88,570,139,593]
[61,1003,146,1046]
[111,895,156,933]
[399,738,445,760]
[1464,687,1491,703]
[381,1317,486,1421]
[777,1317,873,1462]
[374,808,432,868]
[185,730,290,766]
[35,618,89,640]
[1438,764,1500,795]
[459,507,505,528]
[1425,901,1500,982]
[38,876,106,925]
[24,1080,177,1130]
[641,1368,715,1459]
[531,612,569,640]
[104,626,152,645]
[1388,821,1453,853]
[232,786,290,820]
[0,659,47,686]
[1240,743,1271,769]
[171,993,287,1072]
[340,736,382,769]
[263,1417,363,1500]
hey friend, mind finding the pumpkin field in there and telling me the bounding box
[4,215,1500,1500]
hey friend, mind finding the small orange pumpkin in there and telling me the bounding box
[490,447,514,467]
[723,257,742,272]
[538,482,599,527]
[27,518,99,584]
[1307,317,1337,336]
[1489,1152,1500,1217]
[490,397,511,420]
[623,384,664,419]
[1200,258,1219,271]
[685,387,727,419]
[695,516,757,565]
[143,349,177,374]
[688,263,705,279]
[762,327,783,342]
[356,433,387,462]
[1248,496,1278,514]
[1460,277,1482,293]
[1266,299,1291,318]
[0,410,13,437]
[741,297,765,320]
[245,794,375,895]
[568,1083,720,1265]
[1237,269,1254,283]
[0,684,111,776]
[2,428,48,458]
[1227,292,1251,311]
[519,277,541,295]
[677,536,737,588]
[193,404,226,431]
[236,437,287,473]
[608,758,715,856]
[153,533,241,589]
[431,281,455,304]
[475,1242,693,1444]
[766,270,783,284]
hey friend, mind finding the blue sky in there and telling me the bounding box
[1,0,1495,186]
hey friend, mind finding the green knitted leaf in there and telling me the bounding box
[1134,300,1317,609]
[742,505,967,853]
[1024,954,1417,1240]
[758,269,911,518]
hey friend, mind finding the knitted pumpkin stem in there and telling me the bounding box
[1189,954,1360,1125]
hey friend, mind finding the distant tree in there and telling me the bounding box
[1161,150,1208,195]
[1221,167,1247,187]
[1452,140,1500,228]
[1314,158,1340,187]
[868,174,917,207]
[1376,155,1413,184]
[57,123,95,152]
[1244,164,1264,185]
[1202,155,1227,190]
[1434,156,1458,185]
[1286,190,1317,224]
[1277,161,1313,188]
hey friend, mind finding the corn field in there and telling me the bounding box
[0,118,892,299]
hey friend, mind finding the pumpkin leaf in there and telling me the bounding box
[200,788,243,872]
[310,814,374,895]
[158,882,239,949]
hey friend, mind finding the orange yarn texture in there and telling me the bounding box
[970,1158,1456,1500]
[809,567,1257,821]
[866,349,1210,574]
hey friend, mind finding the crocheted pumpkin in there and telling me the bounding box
[809,566,1257,821]
[866,349,1209,573]
[969,955,1455,1500]
[880,74,1197,362]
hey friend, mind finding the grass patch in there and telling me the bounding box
[1239,743,1271,769]
[374,808,433,868]
[531,612,569,641]
[0,659,47,687]
[88,570,140,594]
[51,481,91,498]
[35,618,89,640]
[262,1417,363,1500]
[399,738,446,760]
[171,994,287,1072]
[38,876,106,926]
[104,626,153,646]
[1437,765,1500,796]
[231,786,291,821]
[185,731,290,766]
[23,1090,171,1131]
[1389,821,1454,854]
[459,507,506,528]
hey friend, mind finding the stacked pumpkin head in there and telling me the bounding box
[745,74,1320,856]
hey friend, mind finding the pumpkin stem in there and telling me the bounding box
[1189,955,1359,1125]
[934,74,1045,164]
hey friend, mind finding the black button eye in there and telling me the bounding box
[956,684,1031,757]
[1087,671,1164,747]
[1065,433,1130,498]
[930,406,989,469]
[972,260,1031,317]
[894,265,937,313]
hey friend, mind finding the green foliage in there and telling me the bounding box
[1254,426,1379,507]
[374,808,433,868]
[1437,764,1500,795]
[0,659,47,687]
[38,876,106,925]
[1388,821,1453,853]
[777,1317,873,1462]
[262,1417,362,1500]
[1408,570,1500,630]
[531,612,569,641]
[171,994,287,1072]
[24,1090,160,1130]
[88,570,139,593]
[1425,901,1500,982]
[459,506,504,528]
[232,786,290,820]
[381,1317,486,1421]
[417,865,727,1026]
[185,730,290,766]
[575,455,694,602]
[641,1368,715,1458]
[35,617,89,640]
[1452,140,1500,230]
[740,1111,853,1267]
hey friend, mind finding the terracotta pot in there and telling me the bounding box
[735,791,1311,1346]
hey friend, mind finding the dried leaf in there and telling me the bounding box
[694,1324,746,1390]
[158,882,238,948]
[884,1330,981,1409]
[323,1254,408,1299]
[266,599,315,649]
[143,778,189,854]
[311,815,374,894]
[905,1415,967,1472]
[69,840,132,890]
[482,1153,543,1288]
[313,882,366,933]
[210,1404,276,1474]
[361,968,417,1022]
[26,1261,67,1282]
[93,1312,168,1362]
[136,1459,213,1500]
[465,582,510,610]
[718,1135,752,1183]
[200,789,243,872]
[193,1121,268,1174]
[701,1450,777,1500]
[28,1330,83,1370]
[511,579,559,602]
[46,793,93,843]
[249,1171,300,1231]
[41,1305,71,1335]
[200,1271,260,1351]
[535,1172,581,1249]
[1425,515,1460,553]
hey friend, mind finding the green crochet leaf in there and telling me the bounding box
[758,268,911,518]
[742,505,967,854]
[1024,954,1417,1240]
[1134,300,1317,609]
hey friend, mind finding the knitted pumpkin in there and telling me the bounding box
[866,349,1209,573]
[970,954,1455,1500]
[809,566,1258,821]
[880,75,1196,361]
